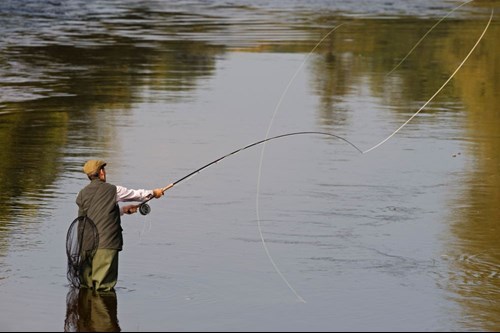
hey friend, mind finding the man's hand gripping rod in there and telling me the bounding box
[137,183,173,215]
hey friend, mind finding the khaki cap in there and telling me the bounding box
[83,160,107,175]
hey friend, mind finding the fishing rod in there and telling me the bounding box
[136,131,362,215]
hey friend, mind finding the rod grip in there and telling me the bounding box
[162,183,174,193]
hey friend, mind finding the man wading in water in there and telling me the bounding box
[76,160,164,291]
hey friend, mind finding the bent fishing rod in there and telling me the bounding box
[136,131,362,215]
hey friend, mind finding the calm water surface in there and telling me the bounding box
[1,0,499,331]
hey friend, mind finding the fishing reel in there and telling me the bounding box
[139,203,151,216]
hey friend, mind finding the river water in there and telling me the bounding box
[0,0,499,331]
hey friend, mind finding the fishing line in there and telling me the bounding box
[363,8,493,154]
[254,5,492,303]
[256,23,345,303]
[385,0,474,77]
[138,212,153,244]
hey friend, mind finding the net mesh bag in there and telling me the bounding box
[66,216,99,288]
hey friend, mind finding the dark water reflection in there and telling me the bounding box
[0,0,499,331]
[64,288,120,332]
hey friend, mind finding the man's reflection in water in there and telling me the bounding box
[64,287,121,332]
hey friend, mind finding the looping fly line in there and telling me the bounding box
[135,3,493,304]
[255,4,493,303]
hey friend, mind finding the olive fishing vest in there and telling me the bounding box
[76,179,123,251]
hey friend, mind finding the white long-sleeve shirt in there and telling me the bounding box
[116,186,154,215]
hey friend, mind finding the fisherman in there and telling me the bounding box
[76,160,164,291]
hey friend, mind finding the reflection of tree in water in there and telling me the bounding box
[308,13,500,330]
[64,288,120,332]
[441,20,500,332]
[0,9,224,255]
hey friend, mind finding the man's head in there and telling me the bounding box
[83,160,107,181]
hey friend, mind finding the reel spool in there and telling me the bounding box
[139,203,151,216]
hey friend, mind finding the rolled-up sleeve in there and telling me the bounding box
[116,186,153,202]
